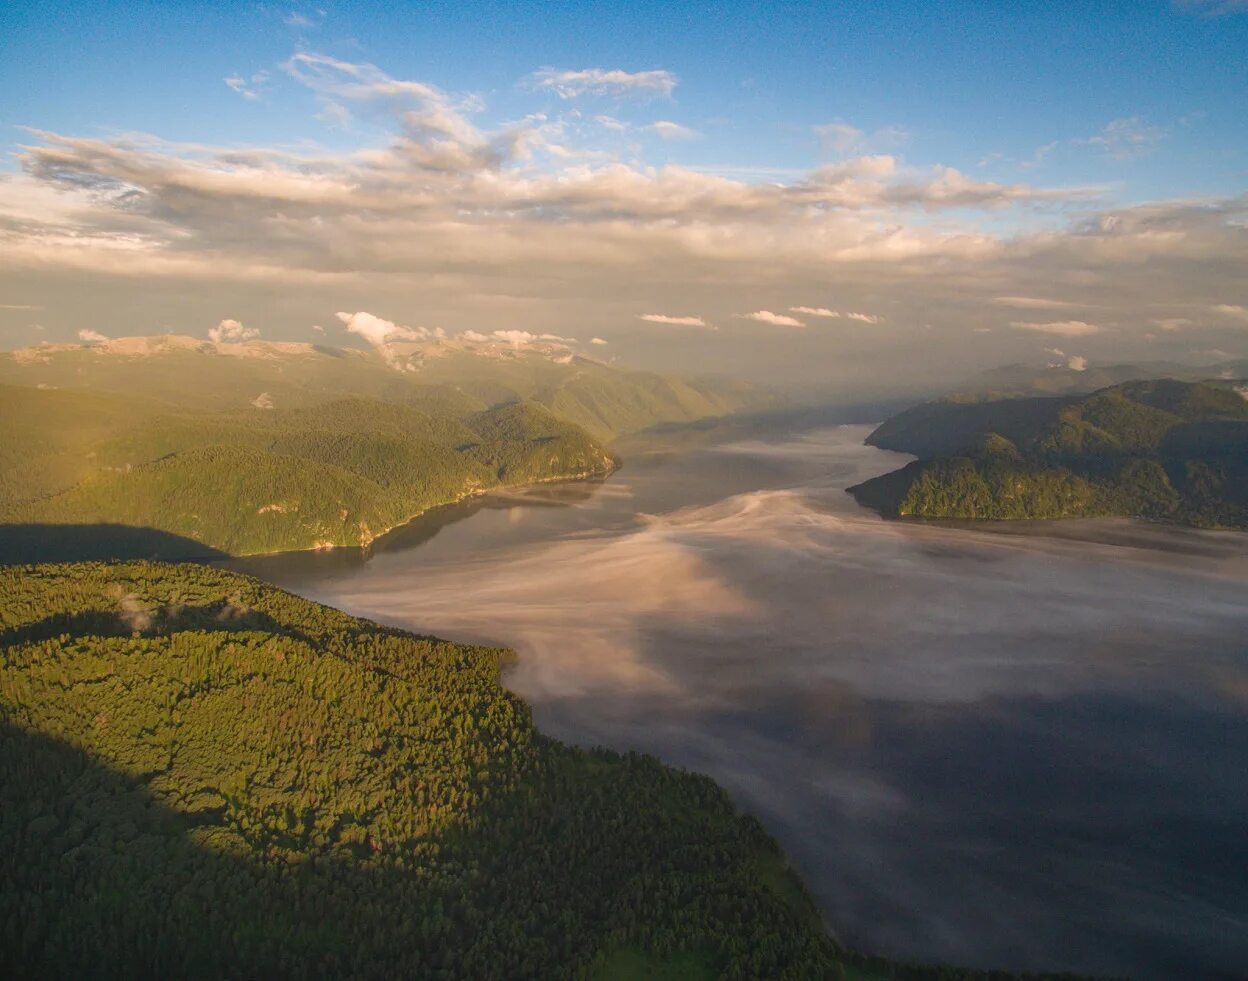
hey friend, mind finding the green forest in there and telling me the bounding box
[849,380,1248,527]
[0,338,775,561]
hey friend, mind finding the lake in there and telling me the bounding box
[232,424,1248,979]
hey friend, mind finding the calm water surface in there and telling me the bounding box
[233,425,1248,979]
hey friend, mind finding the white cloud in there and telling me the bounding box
[0,303,43,310]
[638,313,710,328]
[224,71,269,101]
[845,312,882,324]
[649,120,700,140]
[251,391,275,409]
[461,330,490,342]
[590,336,608,345]
[1079,116,1166,160]
[1067,355,1087,371]
[789,306,840,318]
[739,310,805,327]
[336,310,432,366]
[530,67,677,99]
[594,115,628,131]
[1212,303,1248,322]
[208,318,260,343]
[77,328,108,344]
[311,323,325,333]
[492,329,537,347]
[1009,320,1103,337]
[1151,317,1196,330]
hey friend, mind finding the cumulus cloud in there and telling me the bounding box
[77,328,108,344]
[209,318,260,343]
[590,336,608,345]
[530,67,677,99]
[461,330,490,342]
[789,306,840,318]
[336,310,432,366]
[1067,355,1088,371]
[649,120,700,140]
[492,329,538,347]
[4,50,1248,386]
[739,310,805,327]
[1009,320,1103,337]
[638,313,711,328]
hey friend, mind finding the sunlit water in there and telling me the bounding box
[233,425,1248,978]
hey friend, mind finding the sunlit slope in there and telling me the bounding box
[0,561,844,978]
[3,390,612,556]
[850,380,1248,527]
[0,336,770,439]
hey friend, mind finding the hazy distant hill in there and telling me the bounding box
[0,335,770,441]
[849,379,1248,528]
[0,336,772,559]
[958,359,1248,399]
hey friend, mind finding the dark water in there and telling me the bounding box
[231,425,1248,979]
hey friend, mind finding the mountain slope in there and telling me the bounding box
[850,380,1248,528]
[0,561,843,978]
[0,335,772,440]
[4,391,612,557]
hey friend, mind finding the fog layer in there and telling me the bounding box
[257,426,1248,978]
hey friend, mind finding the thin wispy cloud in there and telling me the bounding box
[789,306,840,318]
[1212,303,1248,322]
[846,312,883,324]
[648,120,700,140]
[815,121,908,157]
[1078,116,1167,160]
[530,67,678,99]
[224,71,270,100]
[1009,320,1103,337]
[992,296,1078,310]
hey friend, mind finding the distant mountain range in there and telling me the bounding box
[849,379,1248,529]
[0,336,774,560]
[958,359,1248,399]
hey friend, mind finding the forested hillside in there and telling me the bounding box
[0,335,769,440]
[0,336,772,560]
[0,562,1093,980]
[1,388,612,557]
[850,380,1248,528]
[0,562,839,978]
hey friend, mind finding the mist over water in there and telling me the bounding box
[245,426,1248,978]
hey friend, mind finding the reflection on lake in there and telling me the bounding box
[231,425,1248,979]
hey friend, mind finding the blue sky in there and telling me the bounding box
[1,0,1246,386]
[4,0,1245,201]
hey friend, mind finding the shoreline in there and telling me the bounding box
[218,458,620,565]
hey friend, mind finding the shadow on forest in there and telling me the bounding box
[0,601,314,649]
[0,523,225,566]
[0,719,646,977]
